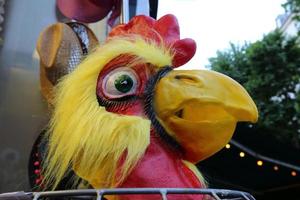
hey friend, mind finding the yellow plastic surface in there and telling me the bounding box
[154,69,258,163]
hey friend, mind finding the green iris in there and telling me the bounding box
[114,74,134,93]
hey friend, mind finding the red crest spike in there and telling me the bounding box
[108,14,196,67]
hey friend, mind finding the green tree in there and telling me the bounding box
[208,30,300,148]
[284,0,300,16]
[283,0,300,28]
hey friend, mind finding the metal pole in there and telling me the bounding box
[120,0,129,24]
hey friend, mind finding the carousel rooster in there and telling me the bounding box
[42,14,258,199]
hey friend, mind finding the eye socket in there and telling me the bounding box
[102,67,138,99]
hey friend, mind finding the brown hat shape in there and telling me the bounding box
[37,22,99,104]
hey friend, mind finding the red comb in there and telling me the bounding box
[108,14,196,67]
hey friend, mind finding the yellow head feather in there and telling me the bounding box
[42,37,173,189]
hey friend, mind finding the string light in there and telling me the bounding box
[229,139,300,174]
[224,142,300,176]
[257,160,263,166]
[239,152,245,158]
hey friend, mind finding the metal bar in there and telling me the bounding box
[243,193,256,200]
[31,188,255,199]
[160,189,167,200]
[96,190,104,200]
[32,193,40,200]
[120,0,129,24]
[241,192,251,200]
[0,192,33,200]
[211,192,221,200]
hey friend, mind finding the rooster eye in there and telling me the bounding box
[114,74,134,93]
[102,67,138,98]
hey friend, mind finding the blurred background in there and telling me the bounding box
[0,1,299,200]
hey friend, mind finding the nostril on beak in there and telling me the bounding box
[174,109,184,118]
[174,74,203,86]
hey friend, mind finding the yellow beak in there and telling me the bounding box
[154,69,258,163]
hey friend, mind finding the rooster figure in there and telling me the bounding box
[41,14,258,200]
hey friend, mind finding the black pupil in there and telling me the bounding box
[114,74,134,93]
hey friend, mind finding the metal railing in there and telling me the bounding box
[0,188,255,200]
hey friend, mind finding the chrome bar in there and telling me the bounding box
[28,188,255,200]
[120,0,129,24]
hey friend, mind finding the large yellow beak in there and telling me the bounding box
[154,69,258,163]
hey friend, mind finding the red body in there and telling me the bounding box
[118,130,204,200]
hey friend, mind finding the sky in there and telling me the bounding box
[157,0,287,69]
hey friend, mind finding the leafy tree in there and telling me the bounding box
[283,0,300,17]
[283,0,300,29]
[208,30,300,148]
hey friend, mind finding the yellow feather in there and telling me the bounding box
[182,160,207,187]
[42,37,173,189]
